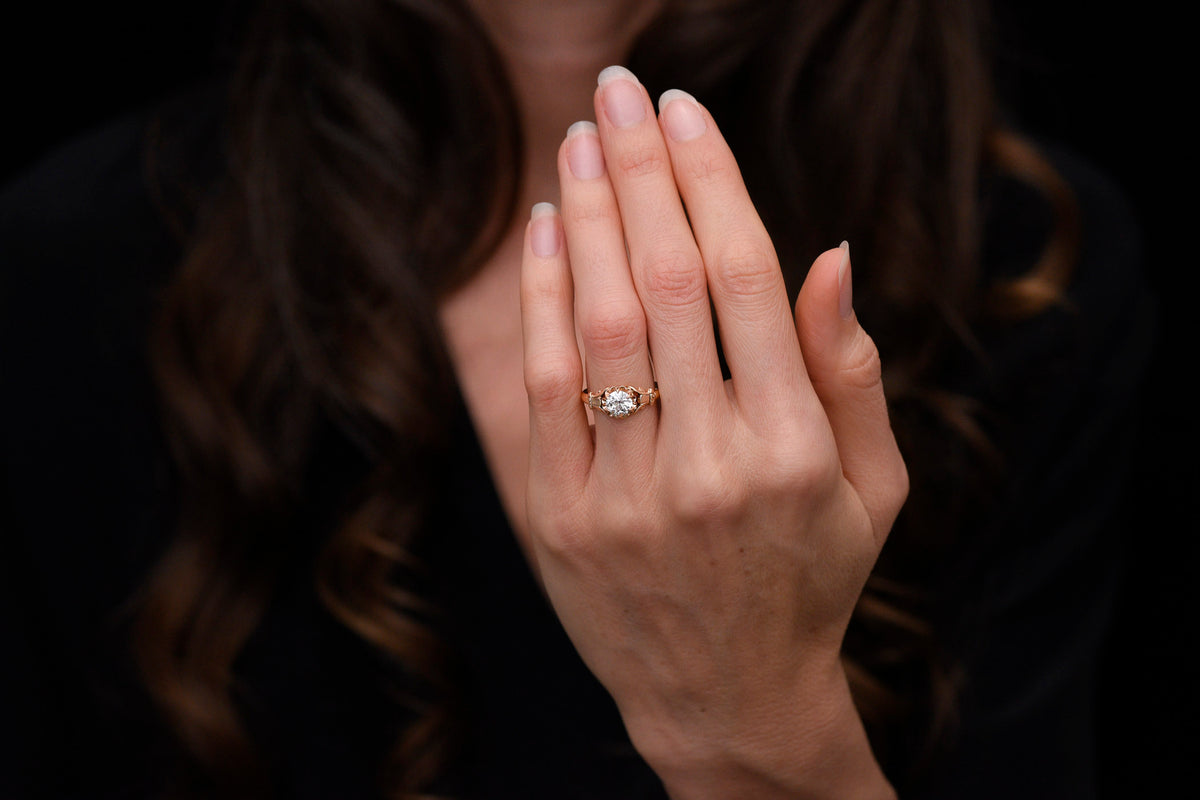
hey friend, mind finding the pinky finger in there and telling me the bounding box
[794,244,908,543]
[521,202,593,491]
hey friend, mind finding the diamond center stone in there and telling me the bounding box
[601,389,636,417]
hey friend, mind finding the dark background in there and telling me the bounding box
[986,6,1194,794]
[1,2,1191,794]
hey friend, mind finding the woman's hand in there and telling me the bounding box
[519,66,906,799]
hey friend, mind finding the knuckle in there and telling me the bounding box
[712,245,780,299]
[521,267,567,306]
[540,502,650,560]
[600,506,656,552]
[884,448,911,520]
[531,493,603,557]
[669,468,744,523]
[838,331,884,393]
[524,356,582,413]
[579,302,647,358]
[528,488,590,551]
[860,447,910,546]
[564,198,618,228]
[683,151,730,185]
[758,438,840,499]
[536,516,589,559]
[615,144,667,178]
[641,249,707,308]
[796,456,843,499]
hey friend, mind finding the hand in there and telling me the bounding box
[519,66,906,799]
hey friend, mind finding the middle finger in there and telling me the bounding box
[593,66,726,431]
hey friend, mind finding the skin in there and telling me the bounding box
[442,0,661,556]
[441,4,908,797]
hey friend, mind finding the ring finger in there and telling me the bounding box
[559,121,658,465]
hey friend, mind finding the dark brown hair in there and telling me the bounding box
[135,0,1076,796]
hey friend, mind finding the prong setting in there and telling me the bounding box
[582,384,660,419]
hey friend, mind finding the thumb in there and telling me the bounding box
[795,242,908,541]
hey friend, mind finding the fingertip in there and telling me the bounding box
[658,89,707,143]
[532,201,558,219]
[596,66,648,129]
[567,120,599,138]
[814,243,848,281]
[657,88,698,114]
[529,203,562,259]
[796,245,848,332]
[564,121,606,181]
[598,65,639,86]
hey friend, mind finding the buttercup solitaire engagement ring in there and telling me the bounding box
[581,384,660,419]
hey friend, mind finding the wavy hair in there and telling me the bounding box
[134,0,1077,796]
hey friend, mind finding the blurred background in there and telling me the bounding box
[1,2,1191,794]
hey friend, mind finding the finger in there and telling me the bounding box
[521,202,593,491]
[656,89,813,418]
[558,121,658,460]
[795,243,909,542]
[593,67,725,429]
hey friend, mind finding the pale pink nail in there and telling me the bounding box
[566,121,605,180]
[530,203,561,258]
[598,66,645,128]
[659,90,706,142]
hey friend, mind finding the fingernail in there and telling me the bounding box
[598,65,639,85]
[598,65,645,128]
[566,121,605,180]
[530,203,561,258]
[838,240,853,319]
[658,89,706,142]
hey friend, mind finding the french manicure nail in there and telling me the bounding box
[530,203,561,258]
[838,240,853,319]
[598,65,645,128]
[597,65,639,86]
[566,121,605,180]
[659,89,706,142]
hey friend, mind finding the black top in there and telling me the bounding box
[0,99,1154,799]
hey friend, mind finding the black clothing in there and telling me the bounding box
[0,103,1154,798]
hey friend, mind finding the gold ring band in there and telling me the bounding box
[581,384,659,419]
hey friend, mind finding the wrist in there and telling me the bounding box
[626,655,895,800]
